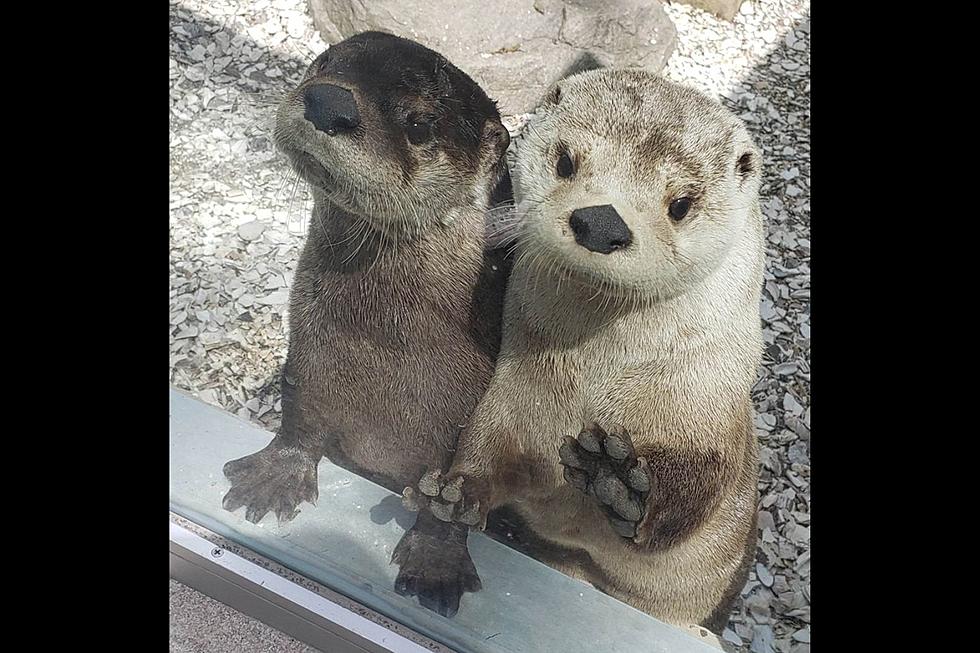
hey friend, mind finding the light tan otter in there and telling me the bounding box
[403,68,764,637]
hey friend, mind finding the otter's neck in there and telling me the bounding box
[296,195,487,319]
[304,198,390,270]
[305,194,479,266]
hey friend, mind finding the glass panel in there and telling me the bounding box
[170,387,721,652]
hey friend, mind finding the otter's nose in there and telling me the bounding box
[303,84,361,135]
[569,205,632,254]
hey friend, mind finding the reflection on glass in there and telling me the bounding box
[171,388,722,652]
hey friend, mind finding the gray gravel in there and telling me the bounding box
[170,1,810,651]
[658,3,811,652]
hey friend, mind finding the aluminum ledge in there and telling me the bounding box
[170,520,433,653]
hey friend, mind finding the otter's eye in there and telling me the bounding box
[669,197,692,221]
[557,151,574,178]
[406,121,433,145]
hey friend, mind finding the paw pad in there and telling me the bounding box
[558,424,653,539]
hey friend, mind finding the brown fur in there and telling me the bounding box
[279,199,504,489]
[220,32,513,617]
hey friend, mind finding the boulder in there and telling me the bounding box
[307,0,676,114]
[674,0,746,22]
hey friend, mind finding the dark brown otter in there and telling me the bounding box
[220,31,513,616]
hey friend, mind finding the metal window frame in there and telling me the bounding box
[169,521,438,653]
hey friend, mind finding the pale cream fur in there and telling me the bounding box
[446,68,765,629]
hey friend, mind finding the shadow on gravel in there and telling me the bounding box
[170,5,311,98]
[723,13,811,201]
[718,8,810,651]
[170,6,322,412]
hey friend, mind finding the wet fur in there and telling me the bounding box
[221,32,512,616]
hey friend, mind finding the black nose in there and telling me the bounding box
[303,83,360,135]
[569,204,632,254]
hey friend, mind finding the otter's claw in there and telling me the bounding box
[222,444,319,525]
[401,471,485,528]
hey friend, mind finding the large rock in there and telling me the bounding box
[307,0,676,115]
[674,0,746,21]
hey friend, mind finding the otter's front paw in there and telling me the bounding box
[222,445,319,524]
[401,471,487,528]
[391,524,482,617]
[559,424,653,540]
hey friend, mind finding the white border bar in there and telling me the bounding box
[169,521,437,653]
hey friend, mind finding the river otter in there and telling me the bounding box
[404,68,764,638]
[221,31,512,617]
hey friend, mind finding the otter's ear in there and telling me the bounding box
[483,119,510,160]
[436,62,452,94]
[734,135,762,189]
[545,83,562,106]
[736,151,756,179]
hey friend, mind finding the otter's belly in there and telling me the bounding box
[300,332,495,492]
[508,480,754,626]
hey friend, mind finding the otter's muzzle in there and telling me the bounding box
[303,83,361,136]
[569,205,632,254]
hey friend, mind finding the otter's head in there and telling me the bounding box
[512,69,762,303]
[274,31,510,237]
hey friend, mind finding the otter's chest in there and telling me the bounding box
[500,349,645,481]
